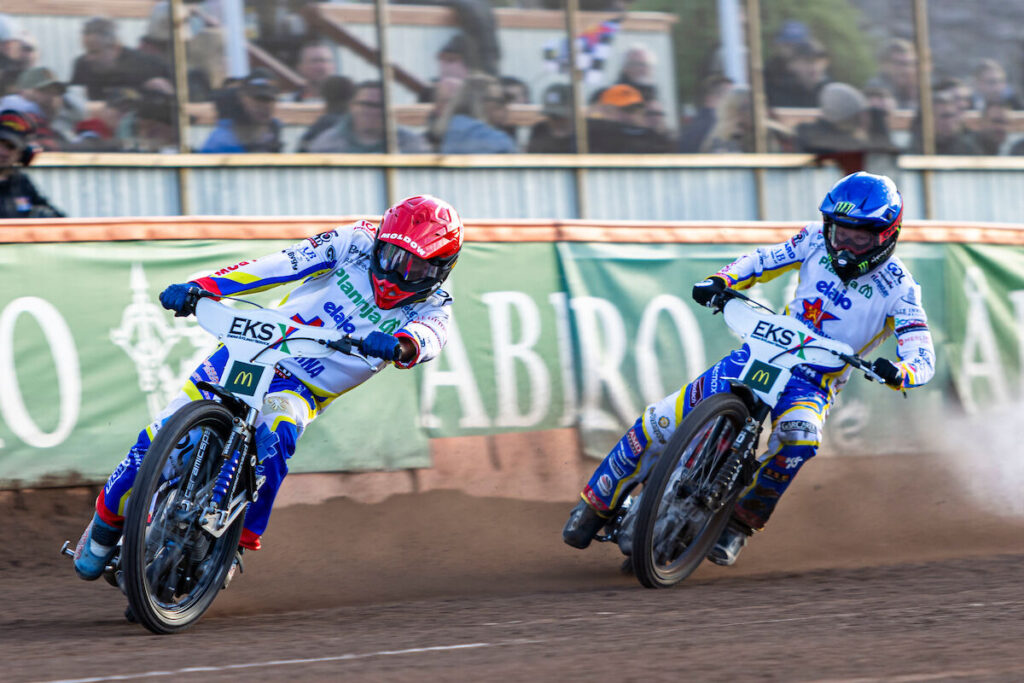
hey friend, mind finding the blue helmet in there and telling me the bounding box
[818,172,903,281]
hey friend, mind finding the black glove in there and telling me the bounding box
[870,357,903,388]
[692,275,728,308]
[359,331,402,361]
[159,283,199,317]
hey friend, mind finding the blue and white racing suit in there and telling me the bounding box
[96,221,452,549]
[581,223,936,530]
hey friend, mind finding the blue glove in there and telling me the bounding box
[359,331,402,361]
[159,283,198,317]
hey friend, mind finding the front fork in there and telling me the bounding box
[701,402,771,513]
[200,406,264,538]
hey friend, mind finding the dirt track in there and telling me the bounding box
[4,454,1024,682]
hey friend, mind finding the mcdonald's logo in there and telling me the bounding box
[225,361,264,396]
[743,360,780,393]
[834,201,855,215]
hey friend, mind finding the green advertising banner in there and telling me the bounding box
[1,237,1021,487]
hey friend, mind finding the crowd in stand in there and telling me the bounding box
[1,4,1023,158]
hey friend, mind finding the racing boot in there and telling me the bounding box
[707,521,752,567]
[562,499,609,550]
[73,513,122,581]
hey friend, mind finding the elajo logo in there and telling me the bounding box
[834,201,856,215]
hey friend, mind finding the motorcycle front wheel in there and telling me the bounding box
[632,393,750,589]
[122,400,246,633]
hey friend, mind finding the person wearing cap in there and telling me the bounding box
[200,72,283,154]
[0,109,63,218]
[527,83,575,153]
[70,16,170,101]
[795,82,895,156]
[766,37,831,108]
[587,83,669,153]
[0,66,71,150]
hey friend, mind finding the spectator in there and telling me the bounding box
[587,83,669,154]
[438,33,474,82]
[431,74,518,154]
[1,14,35,98]
[68,88,140,151]
[766,37,830,108]
[865,38,918,110]
[296,75,354,152]
[498,75,530,140]
[970,99,1012,155]
[290,39,336,103]
[970,59,1023,110]
[527,83,575,153]
[795,82,894,154]
[677,73,733,153]
[0,67,70,150]
[70,17,170,101]
[200,72,283,153]
[615,45,659,102]
[700,86,754,153]
[133,91,178,152]
[307,80,429,154]
[138,2,172,67]
[910,81,982,155]
[0,109,63,218]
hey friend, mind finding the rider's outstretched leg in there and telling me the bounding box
[709,378,829,566]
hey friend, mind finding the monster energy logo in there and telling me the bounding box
[834,201,856,215]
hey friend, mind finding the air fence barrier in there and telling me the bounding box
[1,217,1022,489]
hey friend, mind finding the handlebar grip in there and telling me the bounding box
[326,336,362,355]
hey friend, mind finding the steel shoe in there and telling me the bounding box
[707,522,750,567]
[73,513,122,581]
[562,499,609,550]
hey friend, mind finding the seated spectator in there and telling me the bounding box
[138,2,172,67]
[296,75,354,152]
[68,88,140,151]
[1,14,35,98]
[70,17,170,101]
[0,109,63,218]
[970,59,1023,110]
[499,75,530,140]
[307,80,429,154]
[0,67,70,150]
[527,83,575,153]
[438,33,474,82]
[615,45,659,103]
[677,73,733,153]
[795,82,895,154]
[699,86,753,153]
[766,37,830,108]
[910,81,982,155]
[587,83,669,154]
[970,99,1012,155]
[865,38,919,110]
[290,39,337,103]
[431,74,518,154]
[133,91,178,152]
[200,72,282,153]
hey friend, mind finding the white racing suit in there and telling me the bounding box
[582,223,936,530]
[96,221,452,549]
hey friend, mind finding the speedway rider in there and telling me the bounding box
[563,172,936,566]
[74,195,462,580]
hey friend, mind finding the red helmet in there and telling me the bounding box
[370,195,463,309]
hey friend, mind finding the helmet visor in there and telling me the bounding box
[376,241,445,283]
[830,222,880,255]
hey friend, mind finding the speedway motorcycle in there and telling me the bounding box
[63,290,367,633]
[595,288,901,588]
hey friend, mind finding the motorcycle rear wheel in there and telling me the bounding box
[632,393,749,588]
[122,400,246,634]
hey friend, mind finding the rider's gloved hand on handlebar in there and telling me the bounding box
[359,331,403,361]
[871,357,904,388]
[159,283,199,317]
[692,275,729,308]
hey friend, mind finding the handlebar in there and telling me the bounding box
[324,336,365,356]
